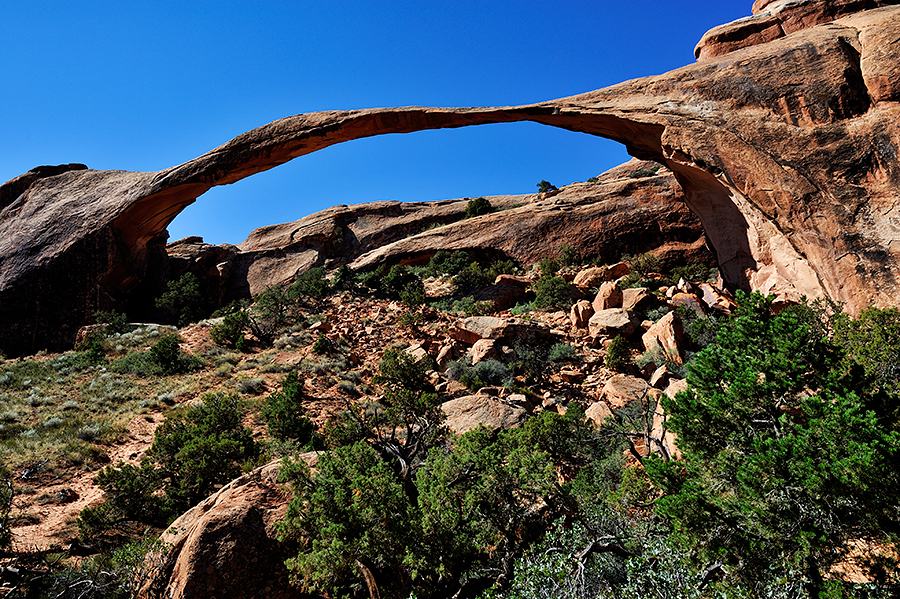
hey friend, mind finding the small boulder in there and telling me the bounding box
[569,300,594,329]
[592,281,623,312]
[641,312,686,364]
[573,262,630,288]
[469,339,498,364]
[588,308,639,338]
[669,292,707,317]
[585,401,613,428]
[449,316,508,344]
[441,395,528,434]
[601,374,651,409]
[622,287,655,312]
[697,282,736,314]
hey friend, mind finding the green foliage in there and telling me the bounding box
[109,333,202,376]
[155,272,205,327]
[834,305,900,393]
[628,163,663,178]
[558,243,580,267]
[670,262,719,284]
[263,371,315,444]
[94,309,130,335]
[149,392,258,510]
[649,291,900,592]
[373,346,433,394]
[621,252,661,278]
[537,257,559,277]
[447,358,512,391]
[311,333,331,355]
[290,266,331,305]
[532,275,572,311]
[464,197,494,219]
[279,441,418,598]
[604,335,630,372]
[209,310,250,349]
[252,284,294,342]
[453,263,490,294]
[674,304,719,350]
[547,342,578,364]
[79,393,258,542]
[426,250,473,277]
[512,342,550,384]
[536,180,557,193]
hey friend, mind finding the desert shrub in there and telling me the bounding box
[373,347,432,393]
[670,263,718,284]
[634,346,684,377]
[149,392,258,510]
[237,377,266,395]
[648,292,900,593]
[484,258,518,280]
[263,371,315,444]
[537,257,560,277]
[464,197,494,218]
[252,285,295,342]
[0,464,12,550]
[548,342,578,364]
[427,250,473,277]
[558,243,580,267]
[536,180,557,193]
[453,263,490,294]
[532,275,571,311]
[447,357,512,390]
[834,305,900,393]
[311,333,332,355]
[605,335,630,372]
[155,272,206,327]
[94,309,130,335]
[512,343,550,384]
[209,310,251,349]
[108,335,200,376]
[622,252,661,278]
[628,163,663,178]
[674,305,719,350]
[400,280,426,309]
[289,267,331,305]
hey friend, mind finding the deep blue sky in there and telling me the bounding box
[1,1,751,245]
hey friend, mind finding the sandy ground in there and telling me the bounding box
[10,413,160,551]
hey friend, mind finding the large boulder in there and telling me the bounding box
[3,1,900,355]
[143,458,313,599]
[441,395,528,434]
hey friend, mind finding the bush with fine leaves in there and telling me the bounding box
[263,371,315,444]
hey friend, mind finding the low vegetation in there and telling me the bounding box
[1,248,898,599]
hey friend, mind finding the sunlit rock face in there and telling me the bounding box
[2,0,899,355]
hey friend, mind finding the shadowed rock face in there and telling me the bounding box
[1,1,899,355]
[188,159,707,301]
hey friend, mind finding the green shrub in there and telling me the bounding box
[149,333,203,374]
[484,258,518,280]
[558,243,579,267]
[605,335,630,372]
[155,272,206,327]
[400,280,426,309]
[149,392,258,510]
[532,275,571,311]
[622,252,662,278]
[548,342,578,364]
[373,347,431,393]
[0,464,12,550]
[210,311,250,349]
[427,250,473,277]
[536,180,557,193]
[464,197,494,218]
[537,257,560,277]
[447,357,512,390]
[263,371,315,444]
[670,263,719,284]
[452,263,489,294]
[312,333,331,355]
[94,309,130,335]
[649,291,900,592]
[629,163,663,178]
[289,267,330,304]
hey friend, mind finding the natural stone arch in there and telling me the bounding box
[2,5,899,354]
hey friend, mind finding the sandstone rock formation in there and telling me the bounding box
[2,0,899,355]
[144,458,308,599]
